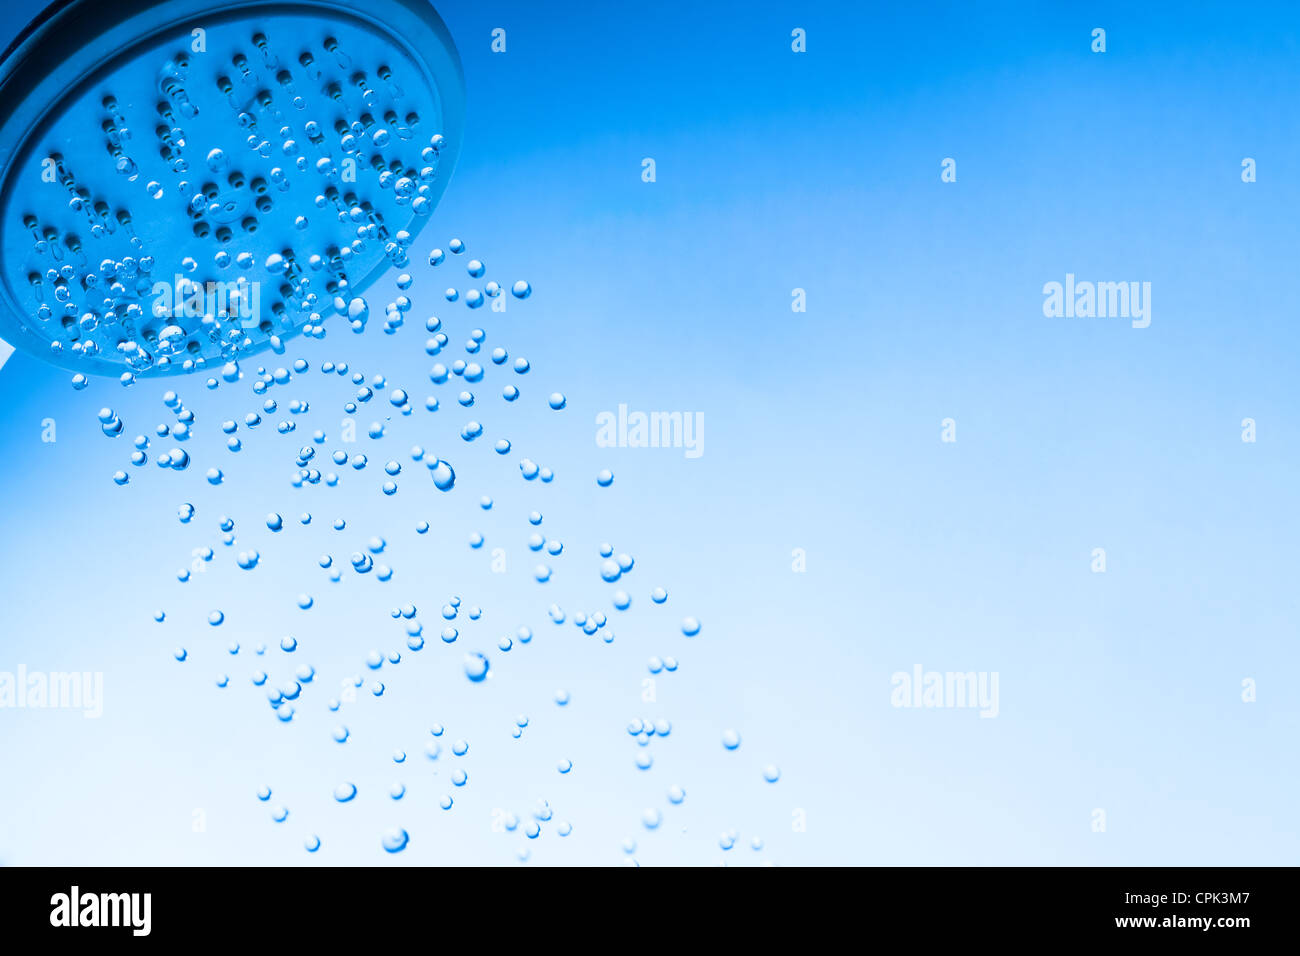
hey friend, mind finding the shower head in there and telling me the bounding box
[0,0,464,377]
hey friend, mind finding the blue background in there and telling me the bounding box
[0,0,1297,865]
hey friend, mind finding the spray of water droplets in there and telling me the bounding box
[76,234,782,865]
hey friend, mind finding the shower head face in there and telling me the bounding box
[0,0,464,377]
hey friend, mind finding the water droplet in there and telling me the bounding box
[334,782,357,802]
[429,459,456,491]
[463,652,489,682]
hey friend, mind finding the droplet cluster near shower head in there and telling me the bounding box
[0,0,464,376]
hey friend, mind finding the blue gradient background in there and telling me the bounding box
[1,0,1297,865]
